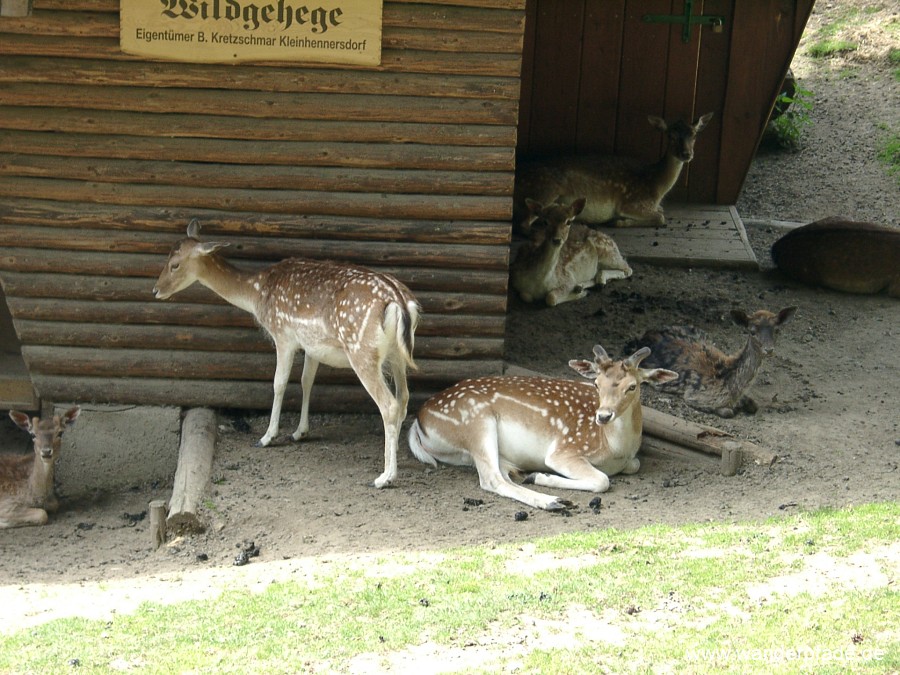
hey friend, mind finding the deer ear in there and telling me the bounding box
[642,367,679,386]
[777,306,798,325]
[569,359,598,379]
[62,406,81,428]
[695,112,714,130]
[198,241,230,255]
[9,410,32,433]
[570,197,587,216]
[525,198,544,215]
[647,115,667,131]
[186,218,201,239]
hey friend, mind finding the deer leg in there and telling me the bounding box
[1,506,49,529]
[256,343,298,447]
[351,357,403,488]
[546,285,589,306]
[614,204,666,228]
[526,455,611,493]
[290,353,320,441]
[468,429,571,511]
[596,269,630,285]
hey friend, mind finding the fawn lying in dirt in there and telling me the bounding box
[624,307,797,418]
[510,197,632,306]
[1,406,80,529]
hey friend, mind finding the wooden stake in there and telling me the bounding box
[166,408,217,534]
[149,499,167,548]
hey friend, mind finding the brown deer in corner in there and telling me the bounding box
[1,406,80,529]
[514,112,714,229]
[624,307,797,418]
[510,197,632,306]
[408,345,677,510]
[153,220,421,488]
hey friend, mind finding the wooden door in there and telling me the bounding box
[518,0,814,204]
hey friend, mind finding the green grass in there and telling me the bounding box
[808,39,858,58]
[879,133,900,185]
[1,503,898,673]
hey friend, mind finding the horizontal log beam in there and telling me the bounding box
[0,57,520,100]
[0,155,512,196]
[0,199,512,245]
[0,250,510,294]
[21,345,499,383]
[0,83,519,125]
[13,320,505,359]
[29,373,502,410]
[0,131,514,171]
[0,229,509,268]
[0,106,515,146]
[1,271,508,314]
[7,298,507,336]
[0,36,523,77]
[0,177,512,221]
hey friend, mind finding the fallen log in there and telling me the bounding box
[167,407,217,534]
[642,406,777,467]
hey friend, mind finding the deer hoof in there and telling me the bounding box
[546,498,574,512]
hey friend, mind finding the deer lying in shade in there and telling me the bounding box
[1,407,80,529]
[408,345,678,511]
[514,112,714,229]
[624,307,797,418]
[510,197,633,306]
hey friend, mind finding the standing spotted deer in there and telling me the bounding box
[514,112,714,229]
[153,220,421,488]
[408,345,677,510]
[510,197,632,306]
[624,307,797,418]
[1,406,80,529]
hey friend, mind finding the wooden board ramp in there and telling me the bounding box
[602,204,759,270]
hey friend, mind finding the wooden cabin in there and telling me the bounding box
[0,0,813,414]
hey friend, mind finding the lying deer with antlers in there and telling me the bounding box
[153,220,420,488]
[1,407,80,529]
[514,112,714,229]
[624,307,797,418]
[408,346,677,510]
[510,197,632,306]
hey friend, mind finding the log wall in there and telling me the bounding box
[0,0,526,412]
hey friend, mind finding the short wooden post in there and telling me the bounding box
[166,408,217,534]
[149,499,168,548]
[720,441,743,476]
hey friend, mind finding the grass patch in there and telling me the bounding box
[879,133,900,185]
[1,503,898,673]
[808,40,858,58]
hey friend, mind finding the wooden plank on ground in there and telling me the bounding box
[602,204,758,270]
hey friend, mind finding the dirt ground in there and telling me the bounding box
[1,1,898,635]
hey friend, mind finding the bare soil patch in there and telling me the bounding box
[1,0,898,633]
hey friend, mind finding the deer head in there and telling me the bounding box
[9,407,81,464]
[153,219,231,300]
[569,345,678,424]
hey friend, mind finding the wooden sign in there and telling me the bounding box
[120,0,382,65]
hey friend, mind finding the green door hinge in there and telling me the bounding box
[644,0,724,43]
